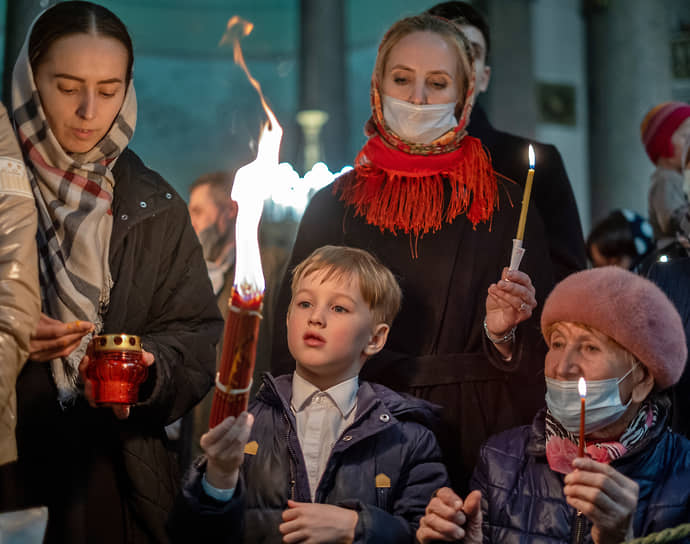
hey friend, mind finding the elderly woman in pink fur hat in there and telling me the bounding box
[417,266,690,544]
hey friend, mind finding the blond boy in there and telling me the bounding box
[170,245,449,543]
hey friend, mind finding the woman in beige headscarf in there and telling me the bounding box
[6,2,222,542]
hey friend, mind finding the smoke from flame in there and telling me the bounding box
[220,16,274,129]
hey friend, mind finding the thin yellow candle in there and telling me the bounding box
[516,144,536,240]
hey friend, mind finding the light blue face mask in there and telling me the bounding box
[545,364,637,434]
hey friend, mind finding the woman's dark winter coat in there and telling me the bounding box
[271,165,565,494]
[169,373,449,543]
[467,105,587,279]
[472,399,690,543]
[11,149,223,543]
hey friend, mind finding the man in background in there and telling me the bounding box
[189,171,238,308]
[428,1,587,280]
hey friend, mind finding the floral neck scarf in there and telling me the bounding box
[544,399,659,474]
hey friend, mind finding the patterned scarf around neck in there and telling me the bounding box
[11,35,137,402]
[544,399,659,474]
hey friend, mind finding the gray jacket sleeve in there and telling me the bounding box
[648,169,690,239]
[0,102,41,465]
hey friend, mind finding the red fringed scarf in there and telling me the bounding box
[335,78,498,254]
[337,134,495,236]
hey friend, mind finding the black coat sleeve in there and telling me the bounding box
[135,196,223,425]
[107,152,223,427]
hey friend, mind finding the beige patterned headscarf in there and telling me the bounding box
[11,32,137,401]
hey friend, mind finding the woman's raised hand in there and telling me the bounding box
[485,267,537,340]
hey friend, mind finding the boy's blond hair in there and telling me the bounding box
[290,245,402,326]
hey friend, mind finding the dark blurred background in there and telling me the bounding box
[2,0,690,234]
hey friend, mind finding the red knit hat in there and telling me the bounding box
[640,101,690,164]
[541,267,687,390]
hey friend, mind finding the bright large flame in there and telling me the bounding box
[578,376,587,398]
[221,16,283,303]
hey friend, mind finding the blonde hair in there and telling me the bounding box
[290,245,402,326]
[374,14,474,109]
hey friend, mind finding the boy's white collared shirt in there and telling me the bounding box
[291,371,358,501]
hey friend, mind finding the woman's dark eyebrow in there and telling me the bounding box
[53,73,123,84]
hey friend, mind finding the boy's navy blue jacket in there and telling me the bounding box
[168,373,449,543]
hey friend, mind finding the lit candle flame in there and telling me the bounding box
[515,145,536,241]
[578,376,587,398]
[221,16,283,303]
[528,144,535,169]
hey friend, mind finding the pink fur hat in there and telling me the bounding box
[541,266,687,390]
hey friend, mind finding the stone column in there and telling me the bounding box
[586,0,672,223]
[485,0,537,139]
[3,0,51,104]
[298,0,349,172]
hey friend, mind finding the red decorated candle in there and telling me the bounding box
[208,18,282,427]
[209,289,263,428]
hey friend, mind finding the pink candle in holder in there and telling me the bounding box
[86,334,147,404]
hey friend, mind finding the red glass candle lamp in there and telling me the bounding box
[87,334,147,404]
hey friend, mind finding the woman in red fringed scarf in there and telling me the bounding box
[272,14,557,494]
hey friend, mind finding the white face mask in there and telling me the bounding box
[545,363,637,434]
[382,94,457,145]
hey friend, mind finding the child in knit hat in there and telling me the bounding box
[640,101,690,246]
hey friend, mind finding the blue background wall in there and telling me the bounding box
[2,0,690,231]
